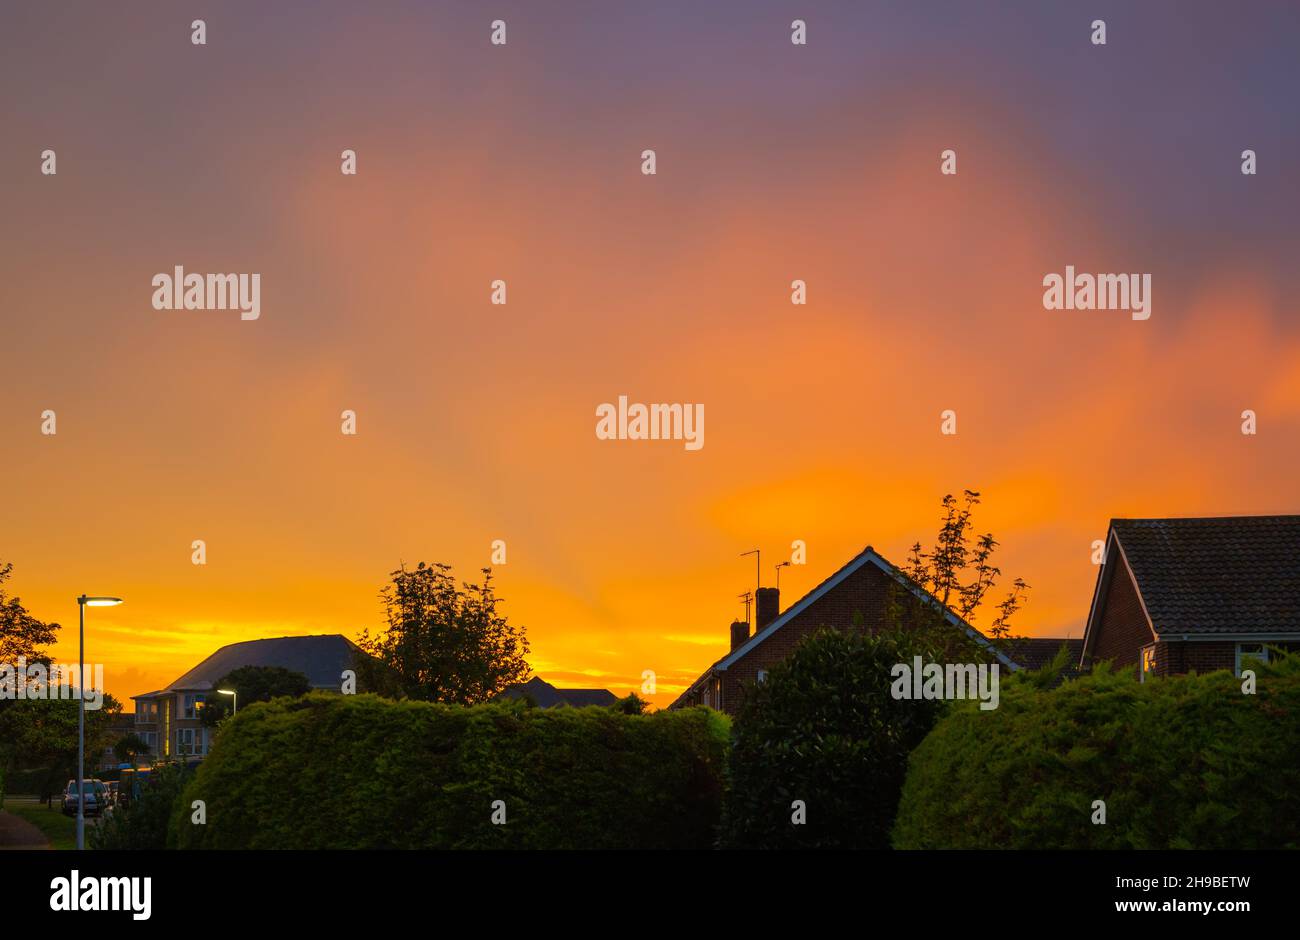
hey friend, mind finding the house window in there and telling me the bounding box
[178,728,196,755]
[183,693,206,719]
[1140,645,1156,682]
[756,670,768,684]
[1235,643,1268,677]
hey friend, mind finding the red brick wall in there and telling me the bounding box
[1087,557,1155,674]
[1155,640,1238,676]
[719,560,903,714]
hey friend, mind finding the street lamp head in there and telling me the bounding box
[78,596,123,607]
[217,689,236,696]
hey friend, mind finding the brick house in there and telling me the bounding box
[1080,515,1300,680]
[668,545,1069,715]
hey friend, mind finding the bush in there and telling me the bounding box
[893,654,1300,848]
[720,628,950,848]
[91,763,194,850]
[173,692,730,849]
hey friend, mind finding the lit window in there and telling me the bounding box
[1140,646,1156,682]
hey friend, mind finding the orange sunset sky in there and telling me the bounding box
[3,2,1299,709]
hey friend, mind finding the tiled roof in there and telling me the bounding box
[1113,515,1300,636]
[141,634,362,694]
[1000,638,1083,672]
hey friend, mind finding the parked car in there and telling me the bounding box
[61,779,107,817]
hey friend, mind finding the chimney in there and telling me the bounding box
[730,620,750,651]
[755,586,780,631]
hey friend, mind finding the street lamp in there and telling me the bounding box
[217,688,237,715]
[76,594,122,851]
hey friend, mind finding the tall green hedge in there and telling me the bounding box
[893,655,1300,849]
[173,692,729,849]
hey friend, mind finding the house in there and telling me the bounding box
[668,545,1072,715]
[497,675,618,708]
[131,634,362,759]
[1081,515,1300,680]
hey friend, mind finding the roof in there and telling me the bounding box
[718,546,1018,672]
[497,676,618,708]
[668,545,1021,708]
[133,634,362,697]
[1000,638,1084,672]
[1108,515,1300,637]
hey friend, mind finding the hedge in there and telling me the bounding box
[173,692,730,849]
[892,654,1300,848]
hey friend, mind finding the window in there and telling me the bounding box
[756,670,769,684]
[178,728,196,755]
[183,693,206,720]
[1140,645,1156,682]
[1235,643,1268,677]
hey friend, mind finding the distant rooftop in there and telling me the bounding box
[497,675,618,708]
[134,634,362,697]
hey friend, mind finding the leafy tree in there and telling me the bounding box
[0,561,64,804]
[199,665,312,726]
[613,692,648,715]
[888,490,1028,655]
[720,627,947,848]
[355,563,530,705]
[114,733,152,766]
[0,561,59,665]
[1,695,123,805]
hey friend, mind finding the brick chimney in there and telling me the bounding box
[730,620,750,651]
[755,586,780,631]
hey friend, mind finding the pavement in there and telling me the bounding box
[0,802,53,850]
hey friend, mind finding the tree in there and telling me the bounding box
[355,563,530,705]
[114,733,152,766]
[888,490,1028,656]
[613,692,648,715]
[720,627,947,848]
[0,561,59,665]
[0,560,62,804]
[198,665,312,726]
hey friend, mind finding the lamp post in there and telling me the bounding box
[217,688,237,716]
[76,595,122,851]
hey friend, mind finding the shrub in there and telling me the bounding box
[91,762,194,850]
[720,628,950,848]
[173,692,730,849]
[893,654,1300,848]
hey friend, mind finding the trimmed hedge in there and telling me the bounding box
[892,655,1300,849]
[173,692,729,849]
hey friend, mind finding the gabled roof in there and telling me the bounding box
[1000,638,1084,673]
[716,546,1019,673]
[1096,515,1300,638]
[133,634,362,697]
[497,675,618,708]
